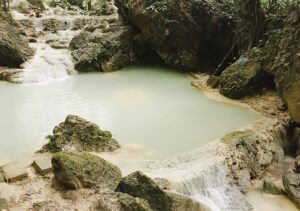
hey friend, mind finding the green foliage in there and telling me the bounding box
[260,0,300,13]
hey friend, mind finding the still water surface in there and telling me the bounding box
[0,66,260,161]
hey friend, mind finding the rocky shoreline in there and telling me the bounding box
[0,0,299,210]
[0,78,297,210]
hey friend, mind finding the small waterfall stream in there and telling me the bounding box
[12,15,79,83]
[102,140,253,211]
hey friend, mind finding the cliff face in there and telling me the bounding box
[115,0,235,71]
[262,8,300,123]
[0,12,34,67]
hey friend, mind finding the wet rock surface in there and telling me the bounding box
[115,0,235,71]
[94,192,153,211]
[116,171,172,211]
[116,171,203,211]
[262,179,284,195]
[0,12,34,67]
[219,48,266,99]
[40,115,120,153]
[70,24,138,72]
[52,152,122,190]
[283,172,300,208]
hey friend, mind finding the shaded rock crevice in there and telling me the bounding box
[115,0,236,71]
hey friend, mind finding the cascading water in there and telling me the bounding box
[20,42,75,83]
[11,14,78,83]
[102,140,253,211]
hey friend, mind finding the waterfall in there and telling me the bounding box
[122,140,254,211]
[11,15,80,83]
[33,18,43,32]
[18,42,75,83]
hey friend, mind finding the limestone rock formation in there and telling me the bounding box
[40,115,120,153]
[262,9,300,123]
[70,25,138,72]
[219,48,265,99]
[52,152,122,190]
[0,12,34,67]
[115,0,235,71]
[116,171,203,211]
[223,120,285,193]
[94,192,153,211]
[283,172,300,208]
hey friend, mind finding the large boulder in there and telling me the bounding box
[52,152,122,190]
[115,0,235,71]
[40,115,120,153]
[0,12,34,67]
[262,8,300,123]
[283,173,300,208]
[116,171,204,211]
[94,192,153,211]
[219,48,266,99]
[69,25,138,72]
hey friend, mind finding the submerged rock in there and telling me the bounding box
[70,25,138,72]
[40,115,120,153]
[115,0,235,71]
[219,48,265,99]
[283,172,300,208]
[0,12,34,67]
[52,152,122,190]
[116,171,203,211]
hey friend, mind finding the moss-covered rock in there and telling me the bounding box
[115,0,235,71]
[116,171,203,211]
[93,191,153,211]
[263,179,284,195]
[117,193,153,211]
[52,152,122,190]
[116,171,171,211]
[40,115,120,153]
[0,12,34,67]
[262,8,300,123]
[70,25,138,72]
[219,47,265,99]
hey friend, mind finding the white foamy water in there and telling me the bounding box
[18,42,74,83]
[11,15,78,83]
